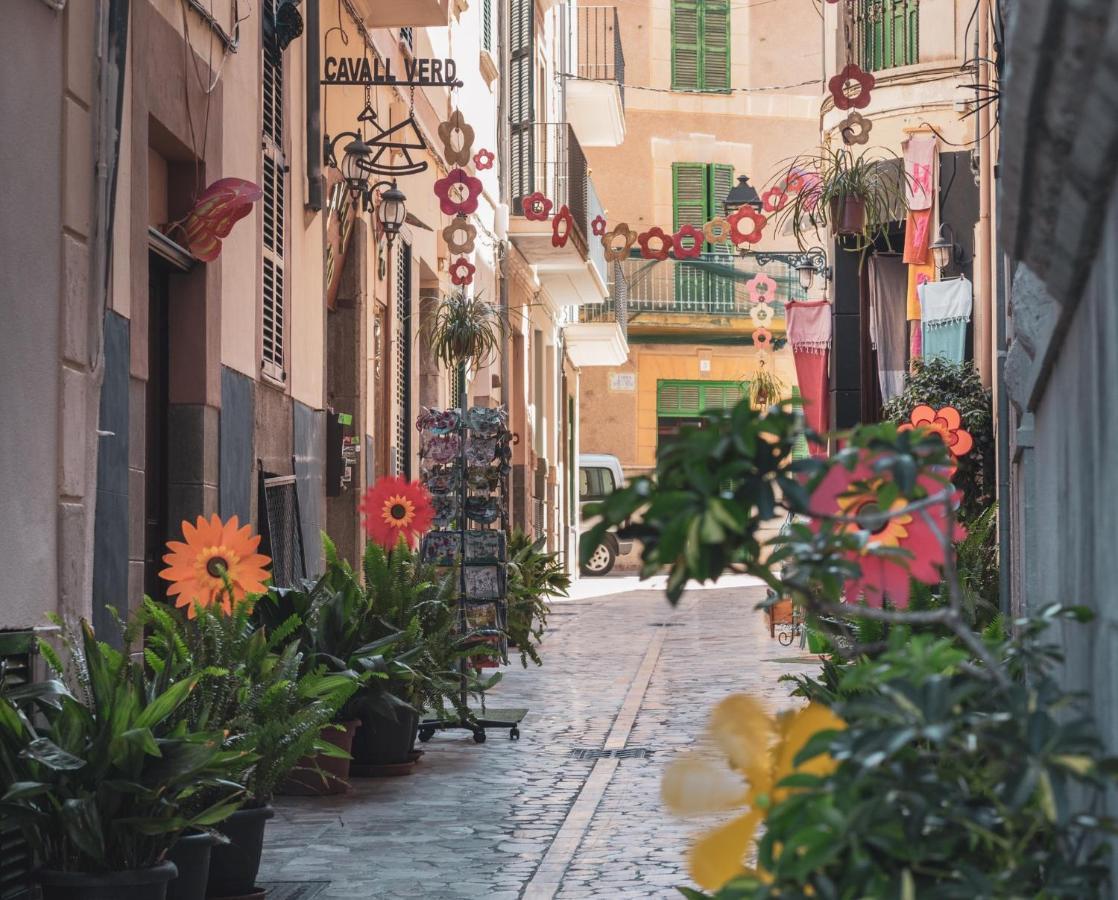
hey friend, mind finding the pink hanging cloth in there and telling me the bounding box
[903,134,937,211]
[785,300,831,455]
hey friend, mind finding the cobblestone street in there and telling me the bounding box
[258,577,817,899]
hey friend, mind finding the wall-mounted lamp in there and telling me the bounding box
[929,223,956,271]
[375,182,407,245]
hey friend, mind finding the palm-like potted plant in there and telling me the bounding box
[771,146,908,251]
[0,620,250,900]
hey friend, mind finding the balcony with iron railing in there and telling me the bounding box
[564,5,626,147]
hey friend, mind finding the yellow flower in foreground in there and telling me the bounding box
[662,696,845,891]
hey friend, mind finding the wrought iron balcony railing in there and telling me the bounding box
[575,6,625,107]
[511,122,589,254]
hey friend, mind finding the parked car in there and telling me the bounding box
[578,453,633,576]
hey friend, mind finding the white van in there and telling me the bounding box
[578,453,633,576]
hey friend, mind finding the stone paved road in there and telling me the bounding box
[258,577,817,899]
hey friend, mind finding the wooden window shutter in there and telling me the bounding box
[672,163,708,231]
[671,0,700,90]
[509,0,535,211]
[481,0,493,52]
[261,0,286,382]
[393,243,412,478]
[0,632,36,900]
[700,0,731,92]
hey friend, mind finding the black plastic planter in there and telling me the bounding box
[352,708,419,766]
[166,831,220,900]
[205,805,274,899]
[36,861,178,900]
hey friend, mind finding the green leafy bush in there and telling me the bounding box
[505,531,570,667]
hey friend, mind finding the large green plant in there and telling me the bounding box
[0,621,248,873]
[505,530,571,667]
[136,598,356,803]
[424,289,505,373]
[693,608,1118,899]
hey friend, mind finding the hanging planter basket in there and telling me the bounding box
[830,194,866,236]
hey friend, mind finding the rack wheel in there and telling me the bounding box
[473,729,487,744]
[509,726,520,741]
[778,631,794,647]
[419,728,435,743]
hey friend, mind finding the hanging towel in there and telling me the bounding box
[903,209,933,265]
[786,300,831,451]
[919,277,972,364]
[868,255,908,402]
[906,262,936,320]
[903,134,937,211]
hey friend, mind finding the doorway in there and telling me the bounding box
[143,253,172,600]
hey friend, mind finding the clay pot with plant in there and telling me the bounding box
[749,359,787,412]
[424,289,506,400]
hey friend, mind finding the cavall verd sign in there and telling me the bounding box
[322,56,462,87]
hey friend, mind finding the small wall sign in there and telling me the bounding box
[609,372,636,392]
[323,56,463,87]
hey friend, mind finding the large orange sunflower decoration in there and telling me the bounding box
[159,515,272,617]
[360,476,435,549]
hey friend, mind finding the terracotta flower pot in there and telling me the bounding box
[278,719,360,796]
[37,861,178,900]
[829,195,866,235]
[205,805,274,900]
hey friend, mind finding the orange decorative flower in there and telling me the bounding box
[898,404,974,457]
[360,476,435,549]
[159,515,271,617]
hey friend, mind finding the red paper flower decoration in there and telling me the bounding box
[637,226,672,261]
[472,148,495,170]
[898,405,974,458]
[746,273,778,304]
[829,64,876,111]
[182,178,263,262]
[808,455,965,609]
[434,168,483,216]
[521,191,553,221]
[727,206,767,246]
[753,327,773,349]
[360,476,434,549]
[761,187,789,213]
[450,257,476,286]
[591,215,607,236]
[552,205,574,248]
[783,171,806,194]
[672,224,704,259]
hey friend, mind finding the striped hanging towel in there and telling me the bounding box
[918,277,972,364]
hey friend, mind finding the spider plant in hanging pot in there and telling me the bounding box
[770,146,909,252]
[425,289,506,376]
[748,359,787,413]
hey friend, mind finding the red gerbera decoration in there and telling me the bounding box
[672,224,704,259]
[808,454,965,609]
[591,214,607,236]
[552,205,574,248]
[473,148,495,170]
[828,64,876,111]
[761,186,789,213]
[360,476,435,549]
[434,168,483,216]
[898,405,974,458]
[637,226,672,261]
[521,191,553,221]
[727,206,767,245]
[450,257,476,286]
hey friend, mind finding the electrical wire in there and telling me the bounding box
[557,72,822,94]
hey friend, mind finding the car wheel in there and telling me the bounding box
[581,540,616,576]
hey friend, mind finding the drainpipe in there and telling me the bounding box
[497,0,510,406]
[974,0,993,387]
[305,0,323,211]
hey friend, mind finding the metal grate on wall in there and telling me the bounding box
[0,632,36,899]
[261,0,286,382]
[394,244,413,478]
[258,471,307,588]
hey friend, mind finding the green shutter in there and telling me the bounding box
[791,387,809,459]
[701,0,731,92]
[673,164,708,309]
[671,0,701,90]
[861,0,918,72]
[482,0,492,52]
[657,380,748,416]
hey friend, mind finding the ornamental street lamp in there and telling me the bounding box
[929,223,956,271]
[723,175,763,216]
[375,181,407,245]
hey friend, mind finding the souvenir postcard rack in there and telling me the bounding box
[416,404,526,743]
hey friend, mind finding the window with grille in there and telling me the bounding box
[261,1,286,382]
[481,0,493,53]
[0,632,35,900]
[394,244,413,477]
[671,0,730,92]
[857,0,919,71]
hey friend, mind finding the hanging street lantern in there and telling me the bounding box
[376,182,408,245]
[723,175,764,216]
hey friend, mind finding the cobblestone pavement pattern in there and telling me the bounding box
[259,579,817,899]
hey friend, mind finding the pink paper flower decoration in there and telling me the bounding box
[637,226,672,261]
[761,187,789,213]
[591,214,607,237]
[808,455,966,609]
[746,273,778,304]
[728,206,767,246]
[829,64,876,111]
[450,257,476,286]
[672,224,704,259]
[472,148,495,170]
[898,405,974,458]
[753,327,773,349]
[552,205,574,248]
[182,178,263,262]
[521,191,553,221]
[434,168,483,216]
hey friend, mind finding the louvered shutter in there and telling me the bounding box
[510,0,535,212]
[791,387,809,459]
[671,0,700,90]
[482,0,493,52]
[261,0,286,381]
[673,163,707,309]
[1,632,35,900]
[700,0,731,92]
[394,243,413,478]
[707,163,735,307]
[657,381,702,416]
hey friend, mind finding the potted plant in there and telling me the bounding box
[747,359,787,412]
[771,146,908,252]
[505,530,570,667]
[425,288,505,376]
[0,620,249,900]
